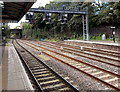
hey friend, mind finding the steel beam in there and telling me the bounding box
[29,8,88,15]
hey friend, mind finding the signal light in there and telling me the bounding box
[26,12,34,24]
[43,13,52,24]
[26,12,33,20]
[1,27,6,36]
[61,18,67,24]
[58,14,68,24]
[1,27,5,31]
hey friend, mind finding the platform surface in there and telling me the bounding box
[0,45,2,92]
[2,42,33,91]
[66,40,119,46]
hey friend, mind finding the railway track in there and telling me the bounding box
[13,40,79,92]
[53,42,119,60]
[62,42,120,58]
[29,40,120,68]
[18,39,120,91]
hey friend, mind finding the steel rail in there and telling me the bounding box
[43,42,120,62]
[19,40,120,91]
[20,40,120,77]
[62,42,120,56]
[50,42,120,62]
[15,39,79,92]
[42,41,120,56]
[33,41,120,68]
[13,40,43,91]
[43,52,120,91]
[83,48,120,58]
[36,41,120,63]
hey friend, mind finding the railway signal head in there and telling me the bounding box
[46,18,52,24]
[58,14,68,24]
[1,27,6,36]
[26,12,34,24]
[26,12,33,20]
[1,27,5,31]
[43,13,52,24]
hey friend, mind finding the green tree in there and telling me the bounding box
[23,1,120,41]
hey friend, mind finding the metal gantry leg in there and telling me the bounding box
[82,14,89,41]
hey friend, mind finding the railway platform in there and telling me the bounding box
[64,40,119,51]
[66,40,119,46]
[1,42,33,91]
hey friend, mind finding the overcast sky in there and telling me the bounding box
[8,0,53,29]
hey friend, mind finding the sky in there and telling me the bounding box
[8,0,53,29]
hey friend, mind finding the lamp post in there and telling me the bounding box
[110,8,116,43]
